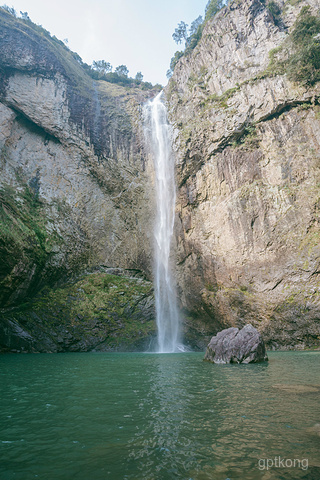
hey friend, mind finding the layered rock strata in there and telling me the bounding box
[167,0,320,349]
[0,10,156,351]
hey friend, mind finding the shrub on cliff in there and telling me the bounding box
[205,0,225,22]
[167,51,184,77]
[266,1,282,25]
[168,0,229,78]
[287,6,320,85]
[262,6,320,86]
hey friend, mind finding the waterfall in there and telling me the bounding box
[144,92,182,353]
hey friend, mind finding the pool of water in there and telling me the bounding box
[0,351,319,479]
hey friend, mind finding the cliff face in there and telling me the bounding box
[167,0,320,349]
[0,10,156,351]
[2,1,320,352]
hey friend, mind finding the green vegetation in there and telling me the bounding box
[92,60,112,75]
[197,5,320,113]
[0,177,155,348]
[231,124,259,149]
[0,6,91,93]
[267,46,287,75]
[135,71,144,83]
[205,0,225,23]
[0,182,58,269]
[256,6,320,85]
[205,282,218,292]
[167,0,229,78]
[7,271,156,350]
[0,180,66,305]
[169,51,184,74]
[266,1,282,25]
[199,84,241,109]
[172,21,189,45]
[168,1,320,92]
[287,6,320,85]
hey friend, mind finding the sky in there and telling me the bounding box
[6,0,209,85]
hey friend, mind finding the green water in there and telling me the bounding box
[0,352,319,480]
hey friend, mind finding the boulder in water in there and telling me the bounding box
[204,324,268,364]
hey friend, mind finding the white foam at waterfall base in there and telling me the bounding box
[144,91,183,353]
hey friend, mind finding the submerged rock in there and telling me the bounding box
[204,324,268,364]
[272,384,320,394]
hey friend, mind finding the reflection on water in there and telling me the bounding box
[127,355,195,478]
[0,352,320,480]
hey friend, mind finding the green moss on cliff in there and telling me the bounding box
[231,124,259,149]
[195,7,320,115]
[0,182,64,304]
[2,271,156,352]
[256,7,320,85]
[287,7,320,85]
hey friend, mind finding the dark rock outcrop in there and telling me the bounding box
[204,324,268,364]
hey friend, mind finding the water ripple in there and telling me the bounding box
[0,352,319,479]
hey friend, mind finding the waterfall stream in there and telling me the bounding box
[144,92,182,353]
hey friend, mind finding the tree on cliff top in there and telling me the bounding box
[115,65,129,77]
[168,0,229,78]
[135,72,143,83]
[92,60,112,75]
[172,21,188,44]
[1,4,16,16]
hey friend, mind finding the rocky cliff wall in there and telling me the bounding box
[0,9,156,351]
[2,1,320,352]
[167,0,320,349]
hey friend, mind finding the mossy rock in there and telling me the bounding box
[0,271,156,352]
